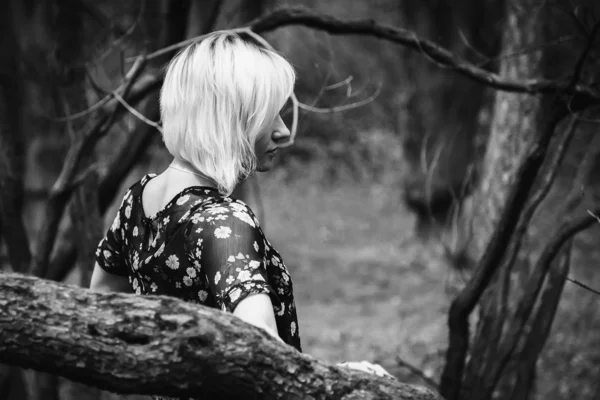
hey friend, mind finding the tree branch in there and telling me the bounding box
[439,100,563,400]
[0,273,441,400]
[486,204,600,397]
[131,7,600,112]
[29,57,154,279]
[494,114,580,334]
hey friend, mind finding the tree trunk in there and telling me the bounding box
[0,272,442,400]
[466,1,545,261]
[0,0,30,275]
[460,1,550,399]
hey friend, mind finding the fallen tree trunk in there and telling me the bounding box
[0,273,441,400]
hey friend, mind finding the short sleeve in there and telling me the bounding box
[190,202,278,312]
[95,197,129,277]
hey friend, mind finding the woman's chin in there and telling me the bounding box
[256,156,276,172]
[256,163,273,172]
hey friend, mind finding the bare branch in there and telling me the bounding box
[568,22,600,88]
[587,209,600,223]
[487,204,600,397]
[298,83,381,113]
[0,273,442,400]
[395,356,439,391]
[475,34,580,69]
[495,114,580,327]
[30,58,149,279]
[566,276,600,296]
[127,7,600,111]
[93,0,146,64]
[439,101,564,400]
[325,76,353,90]
[54,56,147,122]
[113,92,162,133]
[507,242,572,399]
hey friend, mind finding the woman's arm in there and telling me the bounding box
[233,293,284,344]
[89,262,131,293]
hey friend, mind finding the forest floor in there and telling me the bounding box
[256,162,600,400]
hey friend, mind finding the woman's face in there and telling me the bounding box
[254,114,291,172]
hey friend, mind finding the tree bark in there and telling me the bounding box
[0,272,441,400]
[465,0,546,261]
[0,0,31,275]
[457,2,555,400]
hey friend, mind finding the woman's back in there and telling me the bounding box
[96,174,301,351]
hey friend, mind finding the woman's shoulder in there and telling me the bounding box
[185,196,263,242]
[119,174,156,206]
[199,196,260,226]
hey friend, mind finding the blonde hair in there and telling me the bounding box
[160,31,296,195]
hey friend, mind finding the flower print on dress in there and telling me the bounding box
[233,211,255,227]
[214,226,231,239]
[95,174,302,354]
[111,213,121,232]
[206,205,229,215]
[178,210,191,223]
[191,213,204,224]
[176,194,190,205]
[186,267,197,278]
[132,252,140,270]
[125,205,132,219]
[229,287,242,303]
[166,254,180,270]
[237,270,252,282]
[198,290,208,301]
[155,243,165,257]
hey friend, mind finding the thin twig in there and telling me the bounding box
[587,209,600,223]
[126,27,247,63]
[54,56,146,122]
[93,0,146,64]
[566,276,600,296]
[297,83,381,113]
[395,356,439,390]
[568,22,600,88]
[30,57,149,279]
[325,76,353,90]
[113,92,163,133]
[473,34,579,69]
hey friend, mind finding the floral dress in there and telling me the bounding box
[95,174,301,399]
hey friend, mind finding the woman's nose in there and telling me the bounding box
[272,116,291,143]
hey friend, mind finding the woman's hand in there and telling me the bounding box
[337,360,395,379]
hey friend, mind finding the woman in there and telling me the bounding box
[90,30,390,398]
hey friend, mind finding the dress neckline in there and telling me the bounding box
[139,174,220,221]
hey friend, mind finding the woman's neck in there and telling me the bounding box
[167,158,217,189]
